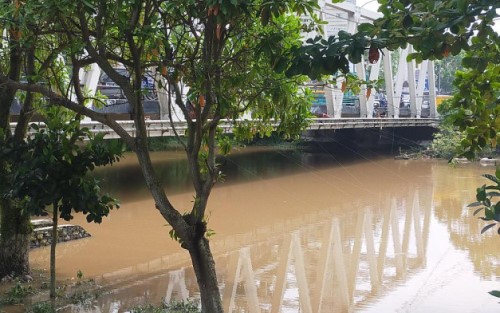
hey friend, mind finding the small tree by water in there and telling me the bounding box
[1,108,122,301]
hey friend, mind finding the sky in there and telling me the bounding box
[356,0,380,12]
[355,0,500,33]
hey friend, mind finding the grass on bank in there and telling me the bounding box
[0,269,200,313]
[0,269,101,313]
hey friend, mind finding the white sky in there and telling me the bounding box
[356,0,379,12]
[355,0,500,33]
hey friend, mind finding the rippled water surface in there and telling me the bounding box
[27,146,499,312]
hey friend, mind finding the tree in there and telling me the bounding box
[1,0,317,311]
[0,0,67,279]
[442,33,499,159]
[444,32,499,235]
[430,123,465,159]
[281,0,499,80]
[434,52,464,95]
[468,169,500,235]
[1,108,122,300]
[0,0,31,279]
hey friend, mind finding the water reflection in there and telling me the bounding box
[431,164,500,279]
[61,188,435,312]
[28,150,498,313]
[94,145,389,202]
[220,191,431,313]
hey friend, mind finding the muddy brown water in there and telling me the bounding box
[23,146,500,312]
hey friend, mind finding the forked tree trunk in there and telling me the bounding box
[132,131,224,312]
[188,237,223,313]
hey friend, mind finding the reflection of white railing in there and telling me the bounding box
[67,188,431,313]
[221,190,430,313]
[12,118,439,140]
[165,268,189,303]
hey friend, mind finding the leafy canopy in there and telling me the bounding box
[1,108,123,223]
[468,169,500,235]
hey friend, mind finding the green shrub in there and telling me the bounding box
[431,124,464,159]
[0,281,34,305]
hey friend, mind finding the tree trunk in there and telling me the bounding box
[0,198,31,279]
[50,203,58,299]
[131,124,223,312]
[188,237,223,313]
[0,6,31,280]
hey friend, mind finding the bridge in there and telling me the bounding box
[284,1,440,121]
[9,1,442,138]
[13,117,439,140]
[67,1,440,124]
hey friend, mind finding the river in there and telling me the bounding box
[27,144,499,312]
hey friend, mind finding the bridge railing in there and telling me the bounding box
[10,117,440,139]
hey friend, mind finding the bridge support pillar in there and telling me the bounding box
[427,60,438,118]
[416,60,430,118]
[392,47,410,118]
[365,54,381,118]
[355,58,368,117]
[324,84,335,118]
[81,63,101,108]
[331,88,343,118]
[155,72,171,120]
[383,49,396,118]
[407,47,418,118]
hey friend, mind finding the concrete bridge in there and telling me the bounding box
[13,117,439,140]
[9,1,441,140]
[70,1,440,124]
[8,1,441,139]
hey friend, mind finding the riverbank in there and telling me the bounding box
[0,268,102,313]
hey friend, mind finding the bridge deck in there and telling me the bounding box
[11,118,440,139]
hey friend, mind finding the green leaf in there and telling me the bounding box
[260,8,270,26]
[407,53,420,62]
[486,192,500,197]
[357,23,374,33]
[473,207,485,216]
[273,57,289,73]
[403,14,413,28]
[467,201,482,207]
[483,174,500,184]
[481,223,497,234]
[489,290,500,298]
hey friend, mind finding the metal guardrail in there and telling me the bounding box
[11,118,440,139]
